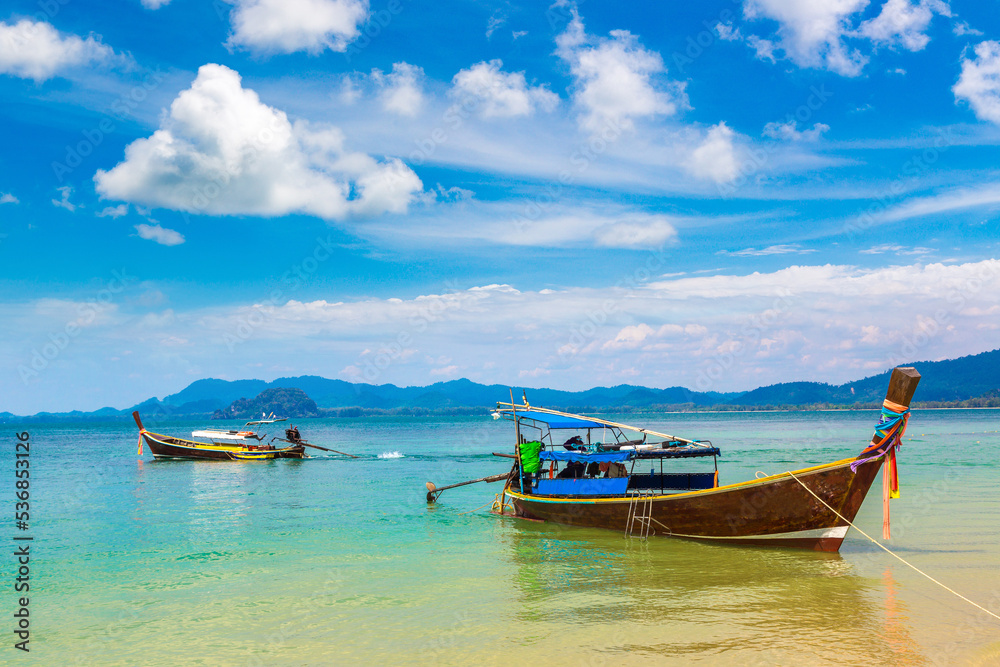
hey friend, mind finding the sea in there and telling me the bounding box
[3,408,999,666]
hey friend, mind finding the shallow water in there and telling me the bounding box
[5,409,999,665]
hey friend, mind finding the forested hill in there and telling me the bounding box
[6,348,999,420]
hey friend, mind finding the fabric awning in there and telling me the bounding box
[514,410,606,429]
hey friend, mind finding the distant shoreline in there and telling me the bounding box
[4,403,999,424]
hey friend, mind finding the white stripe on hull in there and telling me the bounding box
[669,525,849,541]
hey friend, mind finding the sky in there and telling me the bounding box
[1,0,999,414]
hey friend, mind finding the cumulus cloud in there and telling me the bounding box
[954,41,1000,125]
[858,0,950,51]
[743,0,870,76]
[689,122,738,183]
[135,223,184,246]
[226,0,368,55]
[94,64,423,220]
[0,192,18,204]
[141,0,171,8]
[739,0,948,75]
[372,62,424,116]
[555,8,684,132]
[0,19,116,81]
[451,60,559,118]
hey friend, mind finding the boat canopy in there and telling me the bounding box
[511,410,607,429]
[539,450,632,463]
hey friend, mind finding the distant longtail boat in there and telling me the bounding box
[133,412,306,460]
[485,367,919,552]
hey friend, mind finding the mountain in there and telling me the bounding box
[5,347,999,421]
[212,387,319,420]
[729,348,1000,406]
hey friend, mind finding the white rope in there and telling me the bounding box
[787,470,1000,623]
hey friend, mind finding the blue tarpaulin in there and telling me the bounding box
[533,477,629,496]
[538,450,632,463]
[514,410,606,429]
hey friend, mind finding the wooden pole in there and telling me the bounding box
[511,388,523,493]
[425,472,510,502]
[272,437,359,458]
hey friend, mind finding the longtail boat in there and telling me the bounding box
[133,412,306,460]
[487,367,919,552]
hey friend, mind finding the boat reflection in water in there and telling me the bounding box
[498,521,926,665]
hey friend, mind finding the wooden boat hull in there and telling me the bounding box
[141,431,305,461]
[506,455,883,552]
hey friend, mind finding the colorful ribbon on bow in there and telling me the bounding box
[137,429,147,456]
[852,400,909,539]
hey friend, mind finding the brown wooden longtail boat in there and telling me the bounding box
[133,412,306,460]
[490,367,919,552]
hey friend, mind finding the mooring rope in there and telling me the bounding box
[787,470,1000,622]
[458,499,496,516]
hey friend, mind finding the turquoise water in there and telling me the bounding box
[4,409,999,665]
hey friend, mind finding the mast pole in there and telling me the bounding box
[511,388,523,493]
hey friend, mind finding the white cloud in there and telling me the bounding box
[555,8,684,132]
[372,62,424,116]
[716,23,743,41]
[746,35,778,62]
[762,119,829,141]
[689,122,738,183]
[858,0,950,51]
[363,204,694,250]
[96,204,129,218]
[860,244,934,255]
[603,324,656,350]
[191,260,1000,390]
[226,0,368,55]
[94,64,423,220]
[451,60,559,118]
[135,223,185,246]
[953,21,983,37]
[51,186,77,212]
[141,0,171,8]
[0,19,116,81]
[0,193,18,204]
[869,184,1000,224]
[739,0,948,75]
[743,0,870,76]
[719,244,814,257]
[592,217,677,248]
[486,13,506,40]
[954,41,1000,125]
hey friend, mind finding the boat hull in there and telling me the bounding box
[141,432,305,460]
[507,456,883,552]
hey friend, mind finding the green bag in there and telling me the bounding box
[519,440,543,473]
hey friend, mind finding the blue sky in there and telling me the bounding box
[2,0,1000,414]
